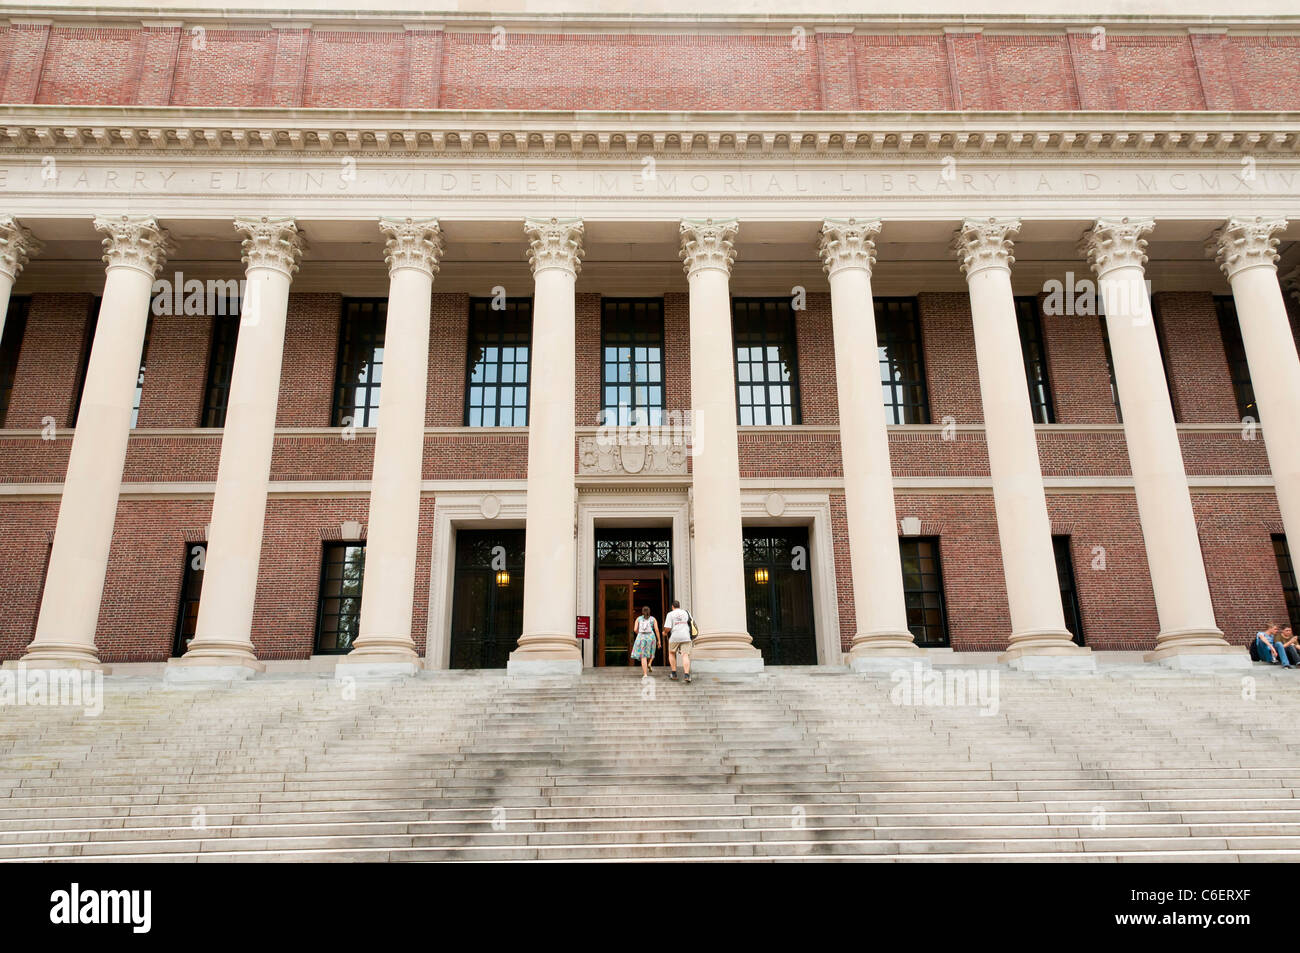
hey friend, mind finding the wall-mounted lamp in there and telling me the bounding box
[753,567,769,584]
[496,570,511,588]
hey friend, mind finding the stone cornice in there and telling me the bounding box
[3,107,1299,158]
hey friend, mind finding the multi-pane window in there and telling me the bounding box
[70,297,101,426]
[876,297,930,425]
[1015,296,1055,424]
[595,532,671,567]
[201,310,240,428]
[1273,535,1300,630]
[314,543,366,654]
[601,298,665,426]
[733,298,800,426]
[1215,295,1257,422]
[1053,535,1085,646]
[172,542,206,658]
[1099,318,1122,424]
[0,295,29,426]
[900,537,949,646]
[332,299,386,427]
[466,298,532,427]
[130,317,152,428]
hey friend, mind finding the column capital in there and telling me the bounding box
[234,216,306,277]
[680,218,738,278]
[818,218,880,277]
[524,217,584,276]
[0,216,40,280]
[1081,216,1155,277]
[93,214,171,277]
[953,217,1020,278]
[379,216,443,277]
[1210,216,1288,279]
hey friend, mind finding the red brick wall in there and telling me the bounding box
[5,293,93,429]
[1042,311,1117,425]
[797,294,837,425]
[277,293,341,428]
[0,500,54,660]
[919,292,983,425]
[1154,292,1239,423]
[136,313,212,429]
[7,21,1299,111]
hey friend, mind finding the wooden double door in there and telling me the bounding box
[596,571,668,667]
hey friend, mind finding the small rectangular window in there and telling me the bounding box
[0,295,30,426]
[876,297,930,425]
[899,536,949,647]
[1053,535,1085,646]
[465,298,532,427]
[333,299,386,428]
[601,298,665,426]
[172,542,206,658]
[1014,296,1055,424]
[732,297,801,426]
[315,542,366,654]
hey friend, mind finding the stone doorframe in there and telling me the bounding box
[425,489,528,670]
[740,489,844,667]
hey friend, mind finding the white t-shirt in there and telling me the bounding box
[665,608,691,643]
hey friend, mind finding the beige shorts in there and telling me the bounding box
[669,639,692,658]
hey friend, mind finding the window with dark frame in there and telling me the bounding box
[70,297,101,426]
[130,316,152,428]
[314,542,366,654]
[876,297,930,425]
[0,295,30,426]
[1053,535,1085,646]
[600,298,665,426]
[1273,535,1300,631]
[1099,318,1123,424]
[201,309,241,428]
[172,542,206,658]
[465,297,532,427]
[732,297,801,426]
[1214,295,1258,422]
[332,299,386,427]
[899,536,949,647]
[1014,296,1056,424]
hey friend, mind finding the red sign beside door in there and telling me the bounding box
[576,615,591,639]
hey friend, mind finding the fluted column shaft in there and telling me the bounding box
[1083,217,1244,668]
[169,217,305,679]
[342,218,443,676]
[955,219,1093,670]
[1212,217,1300,563]
[680,219,762,671]
[818,219,920,668]
[15,216,168,671]
[508,218,583,674]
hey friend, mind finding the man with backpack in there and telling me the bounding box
[664,599,693,684]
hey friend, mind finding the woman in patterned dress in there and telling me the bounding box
[630,606,661,677]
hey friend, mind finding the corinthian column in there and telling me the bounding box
[1211,217,1300,567]
[167,217,306,682]
[12,216,169,671]
[0,217,39,341]
[339,218,443,678]
[679,219,762,673]
[508,218,584,675]
[818,219,923,671]
[1082,217,1246,669]
[955,219,1094,671]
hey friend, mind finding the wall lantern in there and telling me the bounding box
[496,570,511,588]
[753,567,769,584]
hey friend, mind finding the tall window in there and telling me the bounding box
[172,542,206,658]
[465,298,532,427]
[900,537,949,646]
[876,297,930,424]
[1215,295,1257,422]
[733,298,800,426]
[70,297,101,426]
[315,542,366,654]
[1099,318,1122,423]
[130,317,152,428]
[601,298,665,426]
[1274,535,1300,630]
[1053,536,1085,646]
[201,310,240,428]
[742,527,817,665]
[0,295,30,426]
[1015,296,1055,424]
[332,299,386,427]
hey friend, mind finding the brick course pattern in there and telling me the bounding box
[6,24,1299,112]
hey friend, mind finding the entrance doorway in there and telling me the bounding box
[593,529,672,668]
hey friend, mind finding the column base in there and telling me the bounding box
[164,651,264,684]
[506,657,583,677]
[335,641,423,679]
[850,654,931,675]
[4,656,108,674]
[999,633,1096,672]
[508,631,582,674]
[1145,627,1250,670]
[10,641,107,673]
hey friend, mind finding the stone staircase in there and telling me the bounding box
[2,664,1300,861]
